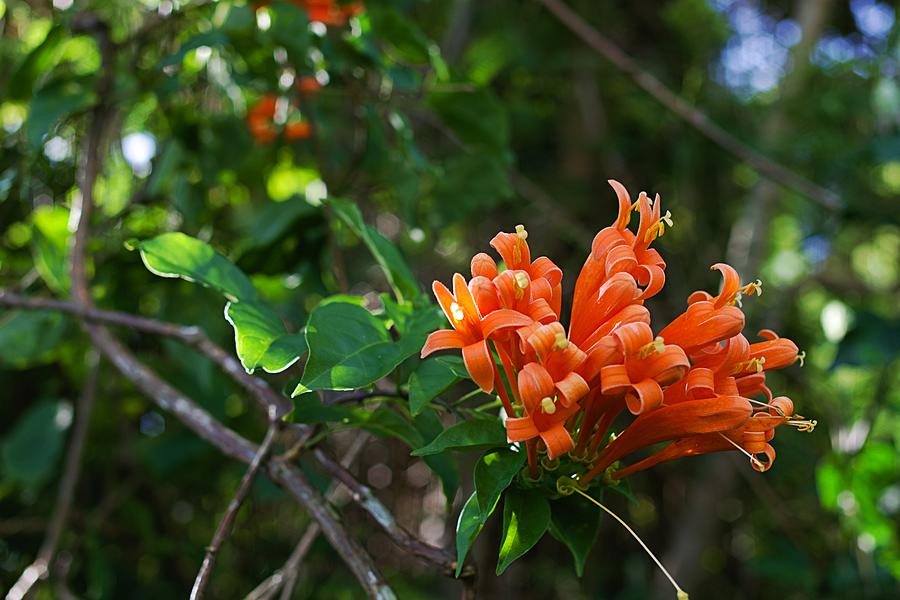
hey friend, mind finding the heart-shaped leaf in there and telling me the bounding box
[549,491,603,576]
[496,487,550,575]
[474,448,525,520]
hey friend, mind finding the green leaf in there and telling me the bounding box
[414,408,459,502]
[474,449,526,520]
[408,356,464,415]
[350,406,423,448]
[0,311,68,368]
[1,400,70,487]
[31,205,71,293]
[496,487,550,575]
[139,232,258,302]
[411,419,507,456]
[26,76,96,148]
[242,198,316,250]
[295,300,422,393]
[224,302,307,374]
[455,491,484,577]
[139,233,305,373]
[328,198,419,302]
[549,491,603,576]
[6,26,66,101]
[291,395,423,448]
[426,88,509,153]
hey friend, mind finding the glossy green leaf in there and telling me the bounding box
[295,300,422,393]
[408,356,464,415]
[496,487,550,575]
[139,232,257,302]
[474,449,526,520]
[328,198,419,302]
[224,302,306,373]
[31,204,71,293]
[455,491,484,577]
[549,491,603,576]
[411,419,507,456]
[139,233,304,373]
[1,399,70,487]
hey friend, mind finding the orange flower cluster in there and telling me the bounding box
[246,77,321,144]
[422,180,814,483]
[255,0,363,26]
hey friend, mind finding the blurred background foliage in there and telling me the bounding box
[0,0,898,598]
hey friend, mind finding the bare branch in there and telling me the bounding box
[6,354,100,600]
[191,413,281,600]
[62,16,394,598]
[536,0,841,211]
[246,434,372,600]
[0,291,292,418]
[312,448,473,578]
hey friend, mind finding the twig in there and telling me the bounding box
[6,354,100,600]
[245,435,370,600]
[312,448,472,578]
[0,291,292,418]
[191,412,281,600]
[64,16,395,599]
[536,0,841,211]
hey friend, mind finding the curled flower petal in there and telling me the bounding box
[421,329,467,358]
[555,372,589,408]
[518,362,555,412]
[462,340,494,392]
[469,275,499,315]
[608,179,633,231]
[506,416,539,442]
[541,422,574,460]
[471,252,498,279]
[491,230,531,271]
[480,309,533,339]
[625,379,664,415]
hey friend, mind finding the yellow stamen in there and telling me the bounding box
[450,302,464,322]
[733,356,766,374]
[568,486,689,600]
[514,272,529,289]
[643,210,674,243]
[729,279,763,307]
[787,416,817,432]
[552,332,568,351]
[541,397,556,414]
[718,433,765,470]
[639,336,665,359]
[796,350,806,367]
[515,224,528,240]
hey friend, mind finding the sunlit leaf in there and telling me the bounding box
[496,487,550,575]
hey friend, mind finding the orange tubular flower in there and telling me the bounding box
[423,178,813,489]
[657,263,747,355]
[505,363,582,459]
[421,274,531,393]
